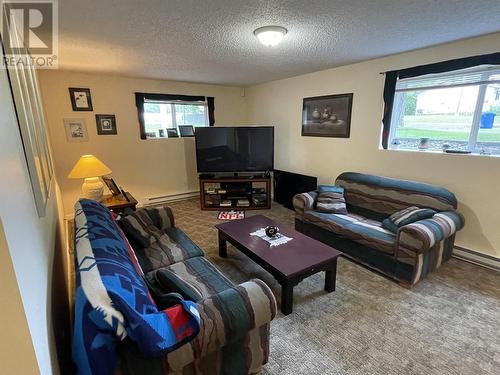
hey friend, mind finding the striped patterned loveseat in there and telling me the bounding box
[293,172,465,287]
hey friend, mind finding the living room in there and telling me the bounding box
[0,1,499,374]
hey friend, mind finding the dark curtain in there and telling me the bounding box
[135,93,147,139]
[398,52,500,79]
[135,92,209,139]
[207,97,215,126]
[381,71,398,149]
[381,52,500,149]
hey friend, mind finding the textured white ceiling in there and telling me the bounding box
[58,0,500,86]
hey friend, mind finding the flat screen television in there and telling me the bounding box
[195,126,274,172]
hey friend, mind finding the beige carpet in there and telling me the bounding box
[167,199,500,375]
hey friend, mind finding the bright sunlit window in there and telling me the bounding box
[388,66,500,155]
[143,100,208,138]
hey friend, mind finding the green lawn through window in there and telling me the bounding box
[395,115,500,142]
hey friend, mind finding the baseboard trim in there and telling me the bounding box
[143,191,199,206]
[452,246,500,272]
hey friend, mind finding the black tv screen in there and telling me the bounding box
[195,126,274,172]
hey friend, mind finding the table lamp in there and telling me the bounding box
[68,154,112,201]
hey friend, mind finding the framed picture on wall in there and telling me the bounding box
[302,93,353,138]
[69,88,93,111]
[64,118,88,142]
[95,114,117,135]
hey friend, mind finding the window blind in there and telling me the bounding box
[395,66,500,92]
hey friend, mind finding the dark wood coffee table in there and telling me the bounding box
[215,215,342,315]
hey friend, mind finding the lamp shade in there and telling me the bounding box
[68,155,112,179]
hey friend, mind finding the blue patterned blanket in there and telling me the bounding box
[72,199,200,374]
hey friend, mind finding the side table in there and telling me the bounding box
[101,192,138,214]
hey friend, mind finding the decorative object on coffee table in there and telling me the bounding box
[216,215,342,315]
[69,87,93,111]
[96,114,117,135]
[302,93,353,138]
[265,226,280,237]
[250,227,292,247]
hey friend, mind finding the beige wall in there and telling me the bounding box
[245,32,500,258]
[38,71,247,216]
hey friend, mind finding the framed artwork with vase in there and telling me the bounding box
[302,93,353,138]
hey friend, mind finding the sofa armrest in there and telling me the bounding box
[398,211,464,252]
[293,191,318,216]
[166,279,277,371]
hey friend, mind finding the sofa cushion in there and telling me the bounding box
[145,206,175,230]
[382,206,436,232]
[120,209,163,247]
[315,186,347,214]
[135,227,204,273]
[155,269,203,302]
[152,256,235,299]
[318,185,343,193]
[302,210,396,254]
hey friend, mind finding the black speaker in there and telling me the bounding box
[273,170,317,210]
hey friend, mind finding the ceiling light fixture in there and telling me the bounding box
[254,26,287,47]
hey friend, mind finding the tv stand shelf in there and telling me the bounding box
[199,175,271,211]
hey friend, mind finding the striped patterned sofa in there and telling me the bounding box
[74,201,277,375]
[293,172,465,287]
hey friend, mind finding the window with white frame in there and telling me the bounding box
[143,100,208,138]
[388,66,500,155]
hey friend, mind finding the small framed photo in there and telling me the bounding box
[64,118,88,142]
[178,125,195,137]
[302,93,353,138]
[95,114,117,135]
[102,176,121,196]
[167,128,179,138]
[69,88,93,111]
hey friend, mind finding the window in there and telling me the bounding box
[388,66,500,155]
[143,101,208,138]
[135,93,215,139]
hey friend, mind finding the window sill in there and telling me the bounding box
[144,137,193,141]
[383,147,500,158]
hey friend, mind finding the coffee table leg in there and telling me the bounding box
[281,282,294,315]
[218,232,227,258]
[324,258,337,292]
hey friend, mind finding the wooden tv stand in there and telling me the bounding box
[199,175,271,211]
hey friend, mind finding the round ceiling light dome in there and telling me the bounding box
[254,26,287,47]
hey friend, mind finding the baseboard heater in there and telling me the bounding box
[143,191,199,206]
[452,246,500,272]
